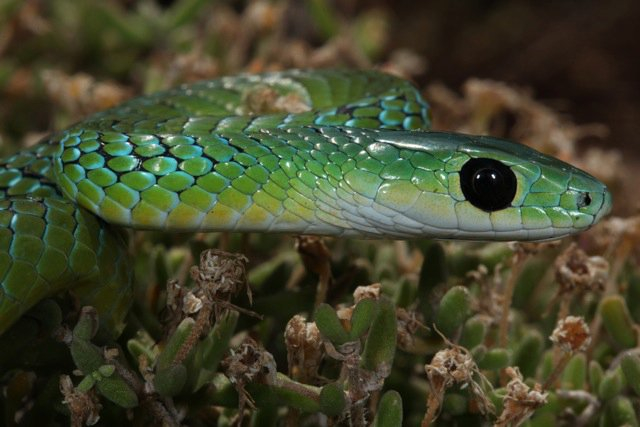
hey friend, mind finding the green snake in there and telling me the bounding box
[0,69,611,335]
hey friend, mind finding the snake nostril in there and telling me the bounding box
[577,192,592,208]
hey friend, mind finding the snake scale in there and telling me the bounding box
[0,69,611,335]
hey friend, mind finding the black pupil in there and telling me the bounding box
[460,158,517,211]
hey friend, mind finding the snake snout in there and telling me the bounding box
[593,187,613,224]
[569,182,612,229]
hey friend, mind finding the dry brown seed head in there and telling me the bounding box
[555,243,609,295]
[466,264,489,283]
[467,264,503,320]
[221,337,276,423]
[336,306,354,324]
[396,307,425,350]
[103,348,119,361]
[284,315,306,352]
[165,280,183,313]
[183,293,203,315]
[188,249,251,322]
[190,249,248,297]
[284,315,323,381]
[353,283,381,302]
[495,367,547,427]
[426,347,475,397]
[222,338,277,388]
[550,316,591,353]
[59,375,102,426]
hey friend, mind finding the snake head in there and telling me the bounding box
[371,130,612,241]
[459,134,612,239]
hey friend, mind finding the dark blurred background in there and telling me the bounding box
[1,0,637,163]
[390,0,639,159]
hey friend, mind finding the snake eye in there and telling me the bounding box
[460,158,517,212]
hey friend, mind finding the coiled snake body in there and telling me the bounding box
[0,69,611,334]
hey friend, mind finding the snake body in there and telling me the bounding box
[0,69,611,335]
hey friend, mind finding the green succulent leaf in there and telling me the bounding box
[361,297,397,372]
[372,390,403,427]
[539,350,555,383]
[70,339,104,374]
[598,366,625,401]
[599,295,638,349]
[156,317,195,369]
[459,315,488,350]
[589,360,604,394]
[315,303,350,346]
[194,311,239,389]
[471,344,487,364]
[442,393,468,417]
[620,354,640,397]
[349,298,378,340]
[97,364,116,378]
[318,382,346,417]
[393,278,415,308]
[477,348,510,371]
[604,397,639,427]
[73,307,99,341]
[561,354,586,390]
[96,376,139,408]
[247,374,321,413]
[513,330,544,379]
[76,375,96,393]
[126,338,156,365]
[435,286,471,337]
[154,364,187,397]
